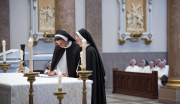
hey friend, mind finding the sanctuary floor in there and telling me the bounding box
[106,89,164,104]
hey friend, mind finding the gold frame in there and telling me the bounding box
[149,0,152,4]
[130,31,143,40]
[119,33,126,45]
[33,33,38,46]
[126,0,147,33]
[43,31,55,41]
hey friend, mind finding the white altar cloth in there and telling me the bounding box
[0,73,93,104]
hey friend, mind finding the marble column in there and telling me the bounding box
[166,0,180,86]
[86,0,102,52]
[55,0,75,37]
[0,0,10,52]
[159,0,180,104]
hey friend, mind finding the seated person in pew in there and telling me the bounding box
[154,61,169,89]
[139,59,148,72]
[142,60,155,73]
[16,61,29,73]
[155,58,161,68]
[44,61,57,74]
[125,59,140,72]
[162,59,169,71]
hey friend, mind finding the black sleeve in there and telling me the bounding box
[86,47,97,80]
[74,47,81,77]
[51,45,58,71]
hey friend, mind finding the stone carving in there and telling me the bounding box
[39,5,55,31]
[127,3,144,30]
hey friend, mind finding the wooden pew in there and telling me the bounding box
[112,68,158,99]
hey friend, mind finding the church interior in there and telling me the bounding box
[0,0,180,104]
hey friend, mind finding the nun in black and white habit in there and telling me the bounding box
[48,30,81,78]
[75,28,107,104]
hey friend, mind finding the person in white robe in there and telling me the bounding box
[155,58,161,68]
[139,60,148,72]
[162,59,169,71]
[125,59,140,72]
[44,61,57,74]
[142,61,155,73]
[155,61,169,89]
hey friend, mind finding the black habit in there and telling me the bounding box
[51,30,81,78]
[77,28,107,104]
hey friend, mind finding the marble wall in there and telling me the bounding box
[86,0,102,52]
[0,0,10,52]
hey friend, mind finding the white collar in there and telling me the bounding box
[64,41,72,48]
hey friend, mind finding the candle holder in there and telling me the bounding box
[77,70,92,104]
[24,72,39,104]
[0,62,10,73]
[18,60,25,73]
[53,88,67,104]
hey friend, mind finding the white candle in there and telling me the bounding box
[2,40,6,62]
[28,37,33,73]
[82,39,87,68]
[20,50,23,60]
[58,72,62,88]
[80,52,83,65]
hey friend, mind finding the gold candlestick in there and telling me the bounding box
[18,60,25,73]
[77,70,92,104]
[24,72,39,104]
[0,62,10,73]
[53,88,67,104]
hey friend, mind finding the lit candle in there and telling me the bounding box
[2,40,6,62]
[28,37,33,73]
[82,39,87,69]
[80,52,83,65]
[58,72,62,88]
[20,50,23,60]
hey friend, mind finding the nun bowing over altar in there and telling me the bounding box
[47,30,81,77]
[75,28,107,104]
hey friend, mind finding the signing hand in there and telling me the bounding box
[63,73,69,77]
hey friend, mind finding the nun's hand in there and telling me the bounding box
[47,70,52,76]
[63,73,69,77]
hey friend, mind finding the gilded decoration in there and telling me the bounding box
[126,0,147,32]
[38,0,55,32]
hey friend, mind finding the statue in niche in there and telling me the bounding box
[39,5,55,31]
[127,3,144,30]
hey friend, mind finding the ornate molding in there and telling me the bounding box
[118,0,153,45]
[43,31,55,41]
[33,33,38,46]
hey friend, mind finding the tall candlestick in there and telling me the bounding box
[80,52,83,65]
[82,39,87,68]
[2,40,6,62]
[20,50,23,60]
[28,37,33,73]
[58,72,62,88]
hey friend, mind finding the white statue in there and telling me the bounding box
[39,5,55,31]
[127,3,144,30]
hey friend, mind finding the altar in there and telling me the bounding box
[0,73,93,104]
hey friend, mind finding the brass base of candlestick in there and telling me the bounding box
[0,62,11,73]
[24,72,39,104]
[54,88,67,104]
[166,80,180,87]
[77,70,92,104]
[18,60,25,73]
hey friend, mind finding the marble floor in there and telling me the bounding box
[106,89,164,104]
